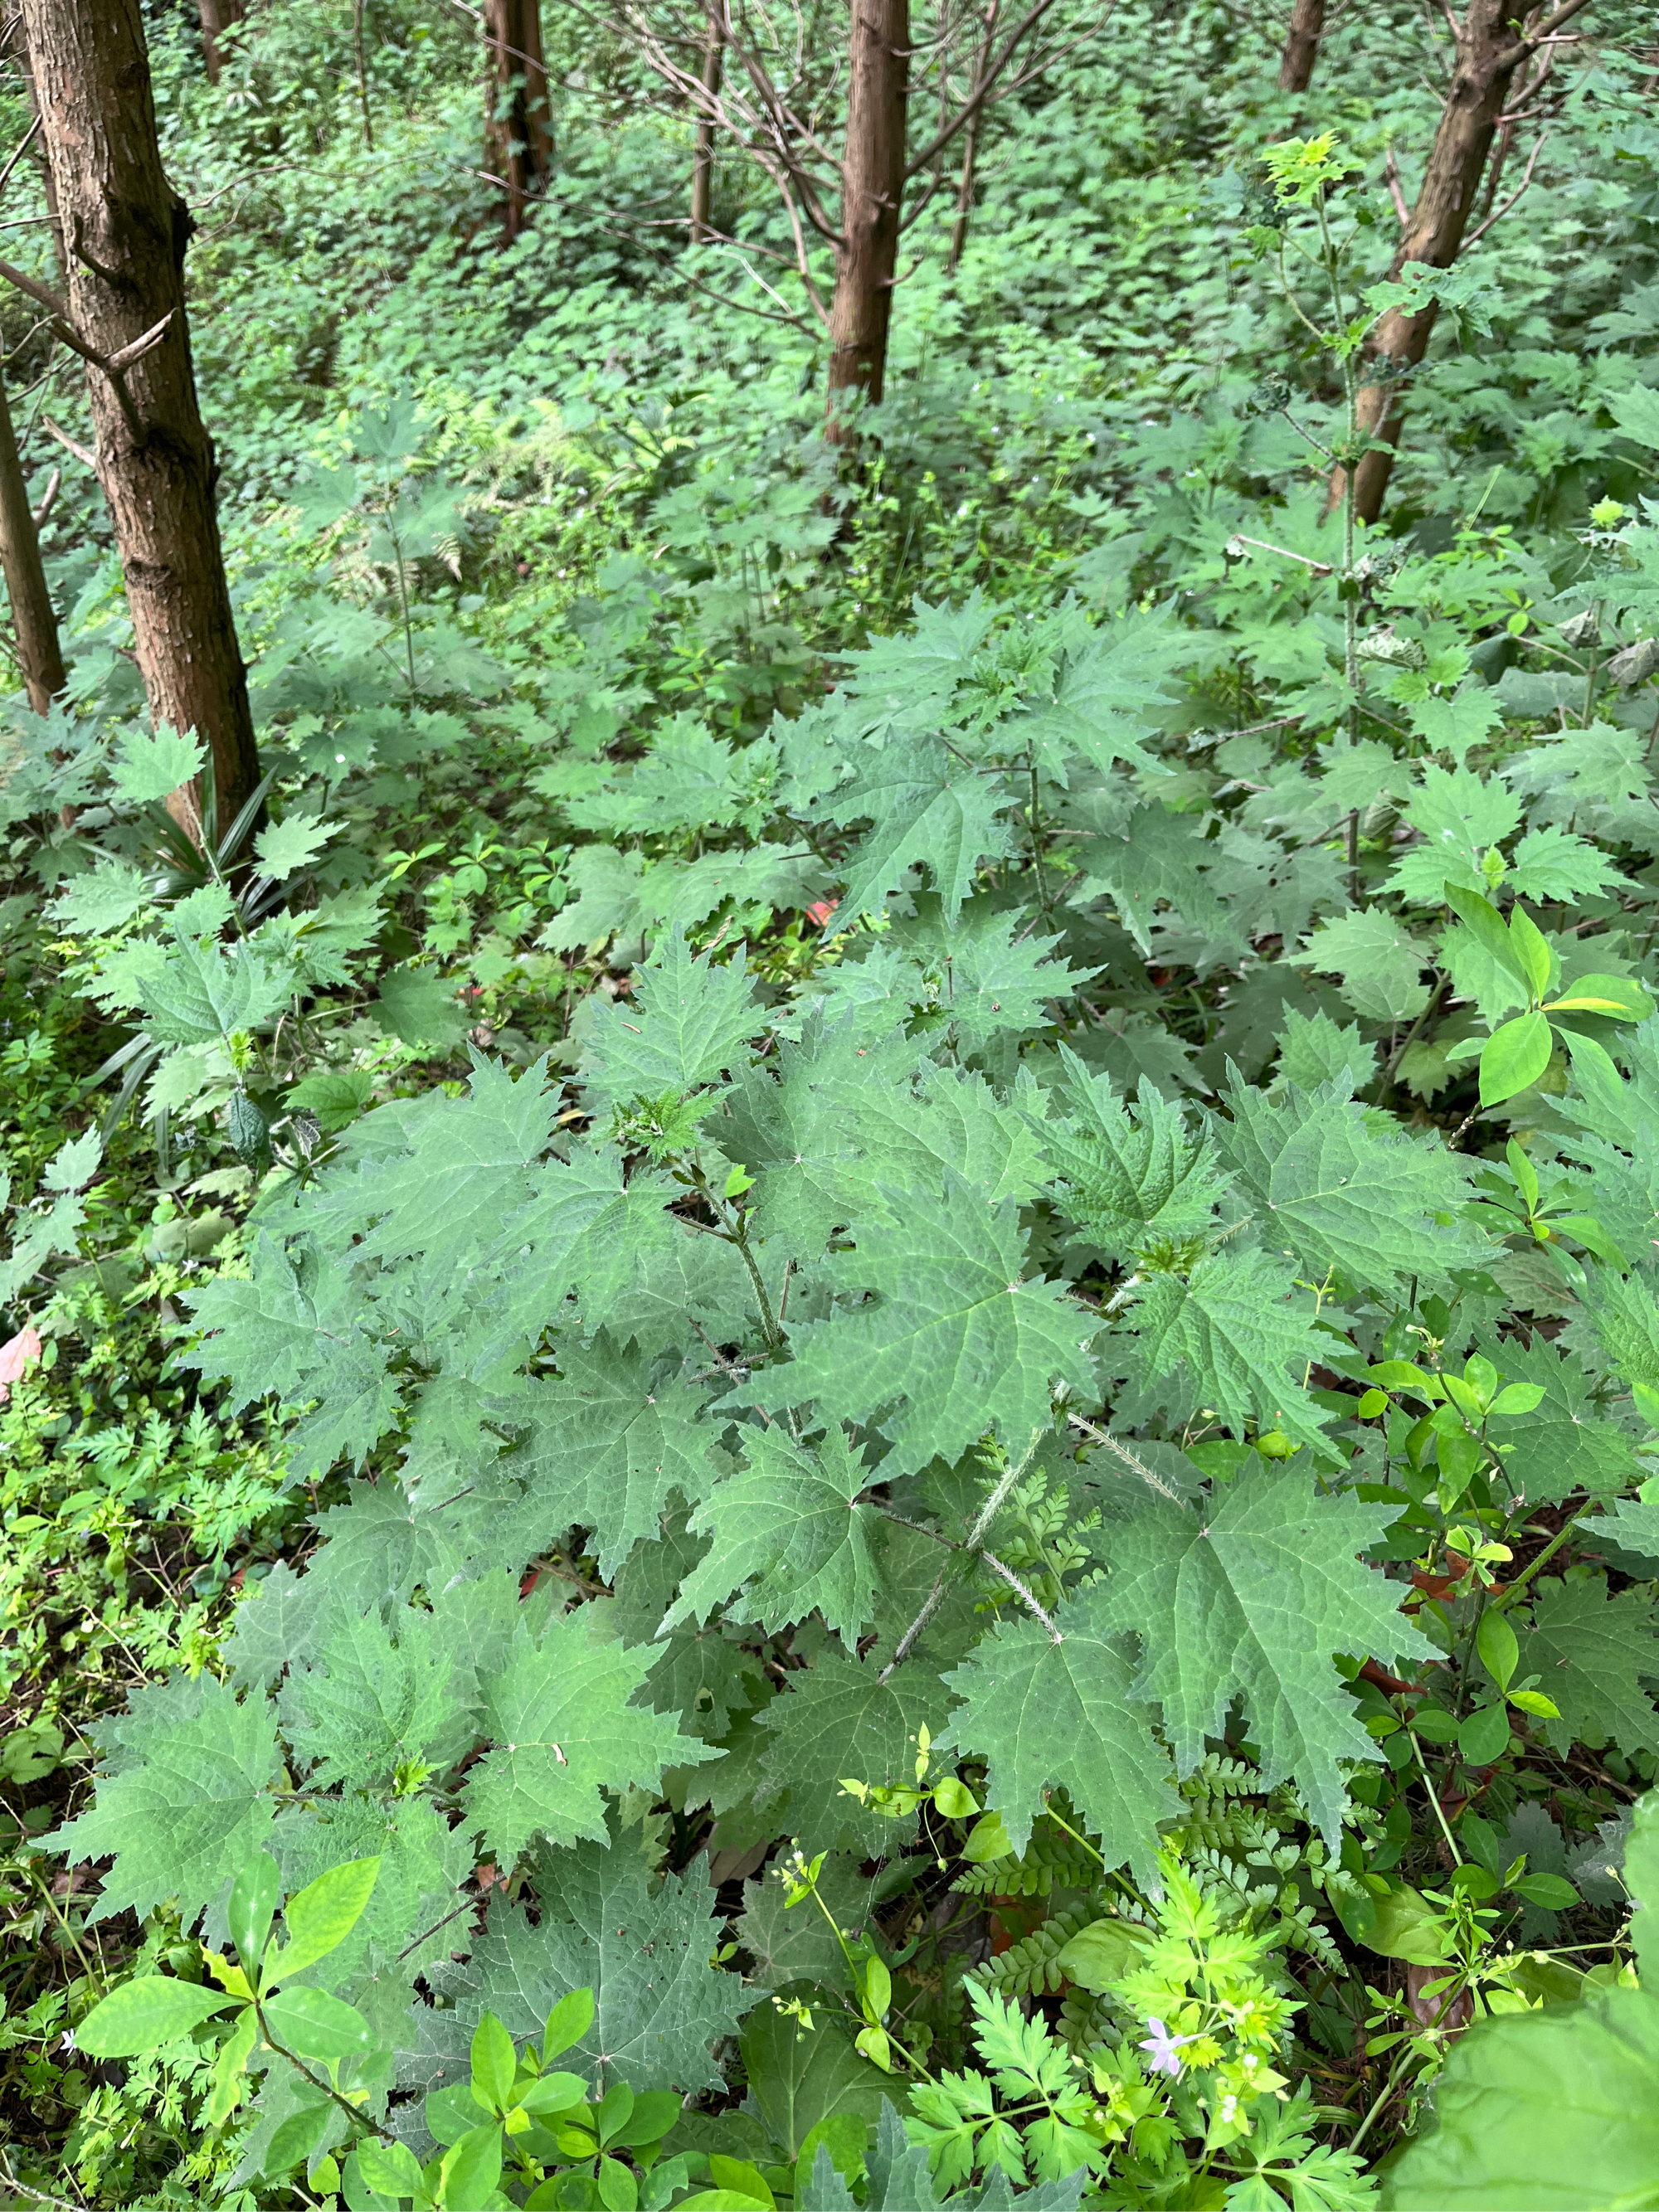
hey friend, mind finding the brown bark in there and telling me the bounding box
[690,9,724,242]
[19,0,260,842]
[483,0,552,242]
[1277,0,1325,93]
[826,0,911,424]
[0,372,65,716]
[947,0,1000,275]
[196,0,246,83]
[1330,0,1554,525]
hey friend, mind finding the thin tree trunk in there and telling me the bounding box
[19,0,260,843]
[690,8,723,241]
[196,0,246,83]
[827,0,910,428]
[947,0,1000,275]
[483,0,552,242]
[0,372,64,716]
[1330,0,1541,526]
[1277,0,1325,93]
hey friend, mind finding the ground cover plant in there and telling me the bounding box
[2,0,1659,2205]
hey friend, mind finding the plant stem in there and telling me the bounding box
[254,1999,397,2143]
[879,1429,1047,1682]
[1405,1726,1462,1866]
[1028,746,1050,912]
[1486,1507,1586,1613]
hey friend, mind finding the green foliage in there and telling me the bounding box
[6,0,1659,2200]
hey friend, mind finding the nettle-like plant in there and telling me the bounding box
[42,583,1659,2202]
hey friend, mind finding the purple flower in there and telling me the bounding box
[1138,2018,1191,2078]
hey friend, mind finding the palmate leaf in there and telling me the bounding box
[1118,1248,1335,1454]
[182,1234,401,1476]
[940,1610,1177,1882]
[1477,1331,1642,1507]
[661,1422,880,1641]
[722,1015,933,1257]
[279,1603,476,1795]
[406,1839,757,2098]
[1040,1045,1225,1261]
[817,737,1015,922]
[1581,1489,1659,1567]
[1290,909,1432,1023]
[1018,609,1178,784]
[579,928,761,1107]
[838,591,997,742]
[611,1517,769,1740]
[1578,1266,1659,1398]
[44,1674,280,1927]
[1384,765,1521,905]
[314,1055,559,1267]
[493,1144,679,1345]
[1075,804,1239,959]
[138,930,297,1048]
[1517,1576,1659,1761]
[460,1613,716,1864]
[1085,1463,1433,1839]
[727,1016,1044,1262]
[564,717,761,838]
[888,896,1091,1047]
[752,1653,943,1855]
[1221,1068,1485,1296]
[518,1331,715,1578]
[270,1790,474,2015]
[752,1174,1101,1477]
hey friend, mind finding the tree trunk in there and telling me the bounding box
[483,0,552,242]
[947,0,999,275]
[0,373,65,717]
[19,0,260,843]
[1277,0,1325,93]
[1330,0,1531,526]
[826,0,910,427]
[196,0,246,83]
[690,9,724,242]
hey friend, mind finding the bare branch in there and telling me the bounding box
[1384,145,1410,226]
[1463,129,1549,246]
[0,250,66,322]
[901,0,1070,182]
[686,249,826,333]
[41,416,95,469]
[0,110,40,204]
[1495,0,1594,63]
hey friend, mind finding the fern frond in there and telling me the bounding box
[952,1827,1101,1897]
[969,1906,1097,1997]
